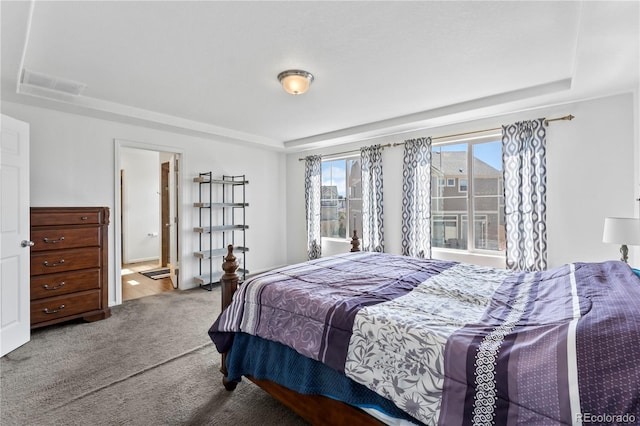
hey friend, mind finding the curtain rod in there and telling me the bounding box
[298,114,574,161]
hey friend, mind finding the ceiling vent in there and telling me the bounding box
[21,69,86,96]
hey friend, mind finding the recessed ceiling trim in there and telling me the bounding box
[284,78,572,150]
[15,82,283,149]
[15,0,36,97]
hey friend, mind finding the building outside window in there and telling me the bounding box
[318,142,503,252]
[321,157,362,240]
[431,139,505,253]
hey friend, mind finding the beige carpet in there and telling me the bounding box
[0,288,309,425]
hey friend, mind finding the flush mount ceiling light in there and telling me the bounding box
[277,69,314,95]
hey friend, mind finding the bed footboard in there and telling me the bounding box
[219,245,240,391]
[350,230,360,252]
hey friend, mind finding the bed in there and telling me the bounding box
[209,245,640,425]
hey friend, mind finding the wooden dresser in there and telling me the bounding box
[30,207,111,328]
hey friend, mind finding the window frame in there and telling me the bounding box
[431,133,505,256]
[458,178,468,193]
[320,155,362,241]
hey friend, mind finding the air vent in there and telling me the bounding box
[21,69,86,96]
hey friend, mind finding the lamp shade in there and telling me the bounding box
[602,217,640,245]
[278,70,314,95]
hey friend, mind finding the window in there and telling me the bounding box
[432,215,461,248]
[321,157,362,239]
[459,178,468,193]
[431,139,505,253]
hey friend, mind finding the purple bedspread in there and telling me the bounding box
[209,253,640,425]
[440,261,640,425]
[211,252,456,372]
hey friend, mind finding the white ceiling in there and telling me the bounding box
[1,1,638,151]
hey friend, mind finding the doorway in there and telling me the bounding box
[121,259,174,301]
[114,141,182,304]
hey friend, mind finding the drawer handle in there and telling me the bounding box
[81,216,88,221]
[43,259,65,267]
[43,236,65,244]
[42,304,65,314]
[43,281,65,290]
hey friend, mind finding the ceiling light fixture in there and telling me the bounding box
[277,70,314,95]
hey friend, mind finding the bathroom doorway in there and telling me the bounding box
[115,140,182,304]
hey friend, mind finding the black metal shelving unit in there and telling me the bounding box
[193,173,248,290]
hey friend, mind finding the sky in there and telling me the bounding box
[322,160,347,197]
[436,140,502,171]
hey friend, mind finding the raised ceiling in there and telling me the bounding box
[1,1,638,151]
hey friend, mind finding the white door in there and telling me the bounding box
[0,114,31,357]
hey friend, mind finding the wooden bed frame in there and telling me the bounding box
[218,232,386,425]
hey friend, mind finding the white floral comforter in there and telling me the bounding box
[345,263,509,423]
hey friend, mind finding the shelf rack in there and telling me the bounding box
[193,173,248,290]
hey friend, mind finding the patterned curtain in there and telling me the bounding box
[401,137,432,258]
[304,155,322,260]
[360,145,384,252]
[502,119,547,271]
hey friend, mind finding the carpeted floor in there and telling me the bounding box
[0,289,309,425]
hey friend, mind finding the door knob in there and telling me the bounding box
[21,240,35,247]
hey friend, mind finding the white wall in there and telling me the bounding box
[286,93,638,268]
[3,91,636,307]
[546,93,636,265]
[120,147,160,263]
[1,100,288,307]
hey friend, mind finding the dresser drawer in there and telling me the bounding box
[30,247,100,276]
[31,290,101,325]
[31,210,102,227]
[29,206,110,328]
[31,269,100,300]
[31,227,100,252]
